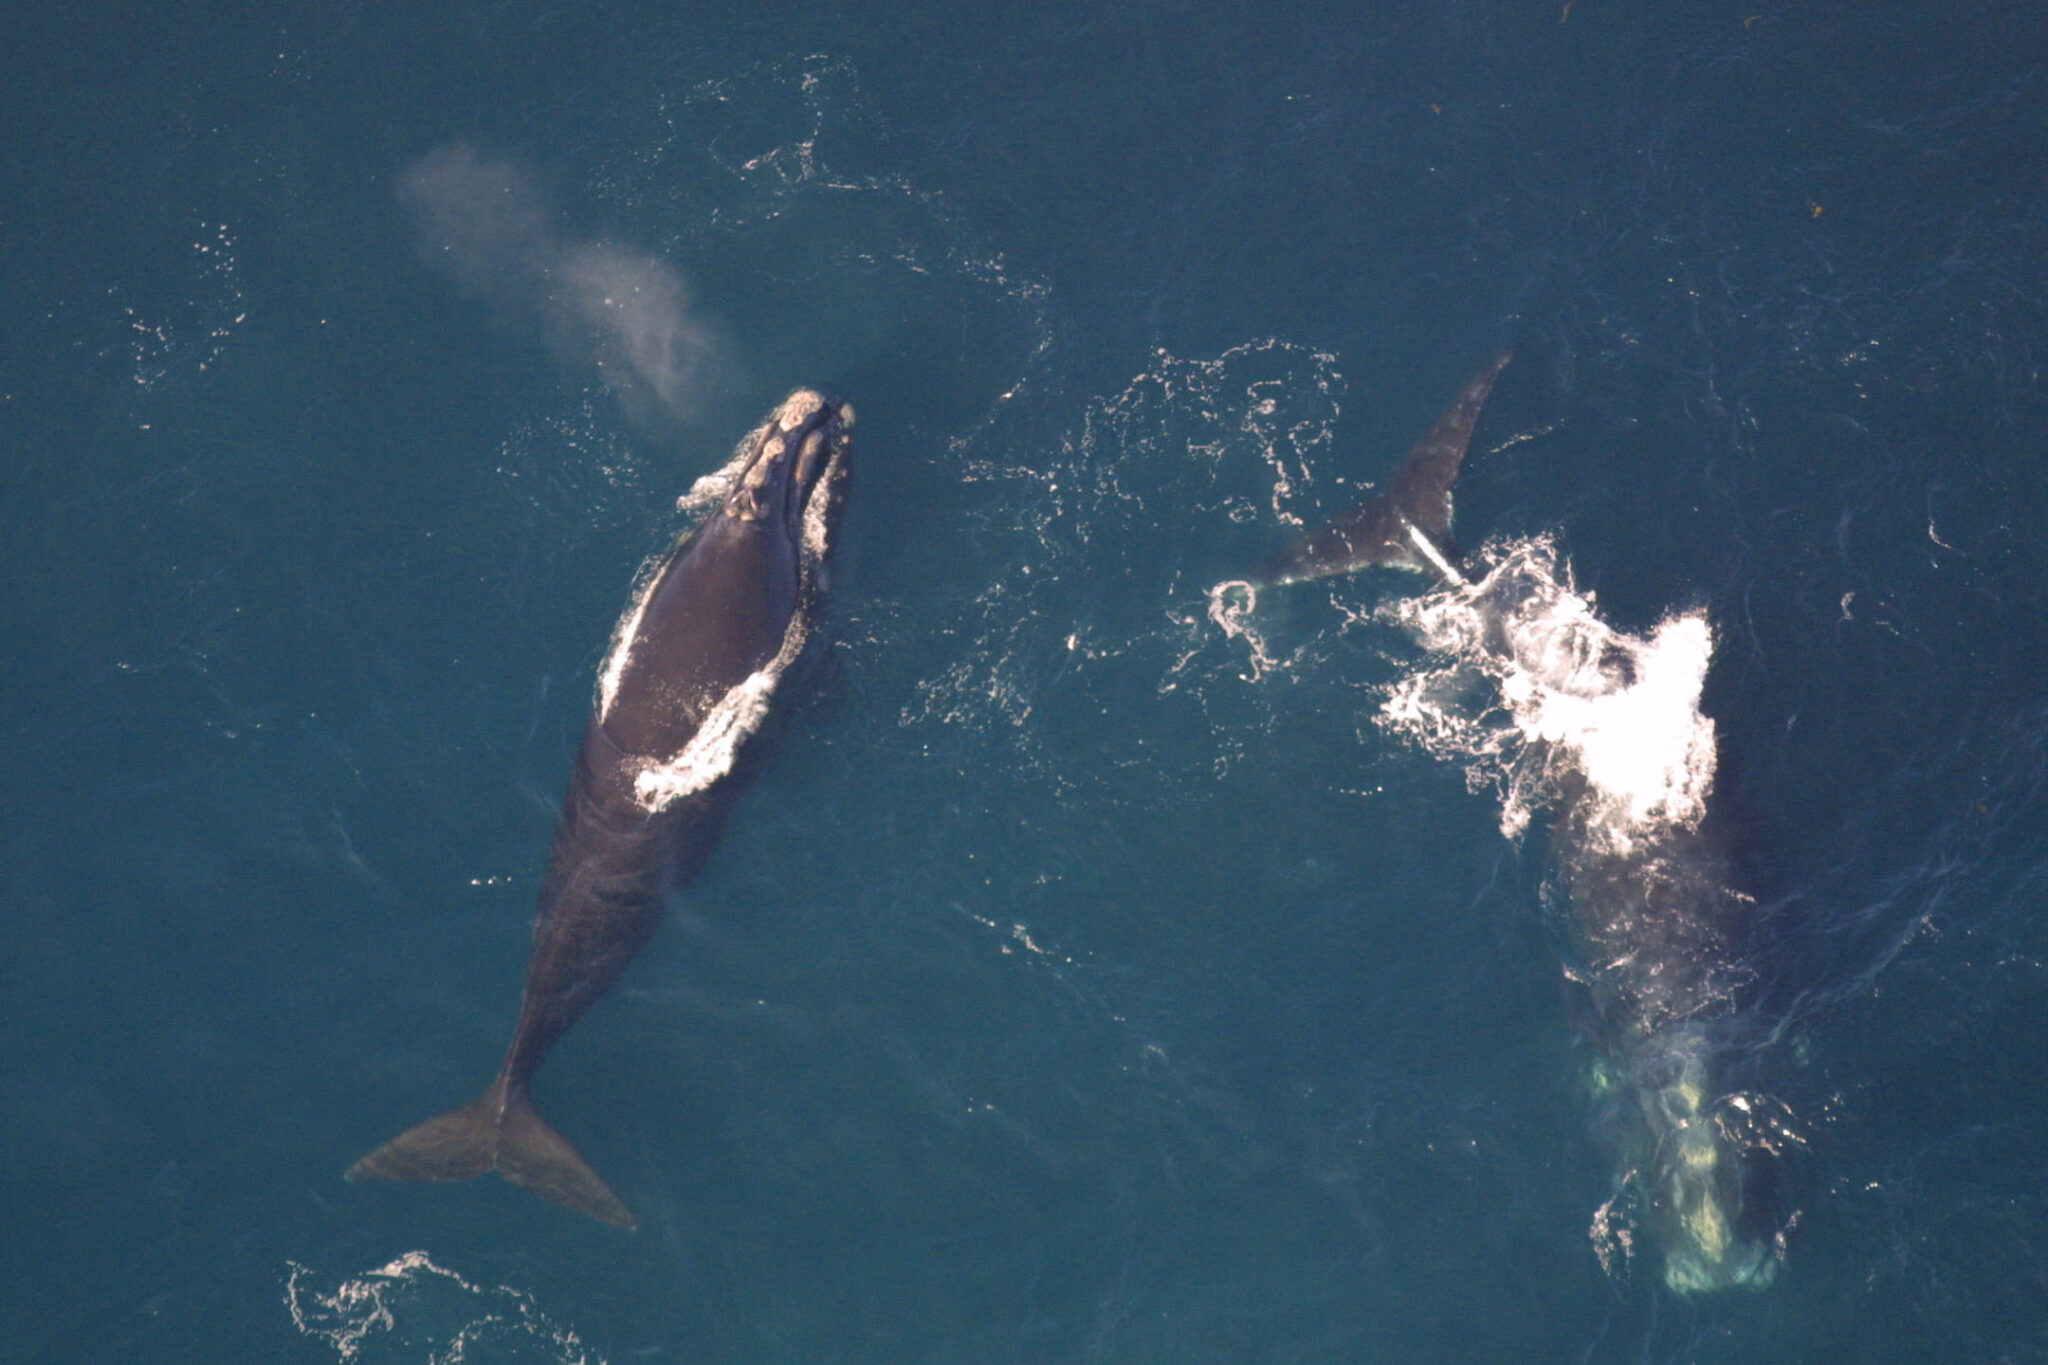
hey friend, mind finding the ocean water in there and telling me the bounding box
[5,3,2047,1361]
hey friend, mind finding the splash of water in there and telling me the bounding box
[1379,535,1718,850]
[284,1251,602,1364]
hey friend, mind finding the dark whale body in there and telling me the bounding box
[348,390,853,1228]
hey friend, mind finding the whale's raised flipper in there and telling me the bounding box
[1258,349,1513,589]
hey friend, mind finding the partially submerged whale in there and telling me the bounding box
[349,390,853,1228]
[1254,354,1787,1292]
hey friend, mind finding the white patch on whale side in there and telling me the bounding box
[1400,515,1468,586]
[632,665,784,809]
[1400,517,1466,589]
[595,586,655,726]
[798,431,848,565]
[597,411,793,724]
[679,411,783,517]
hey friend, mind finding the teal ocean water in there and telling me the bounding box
[6,4,2047,1360]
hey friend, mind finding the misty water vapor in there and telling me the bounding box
[397,142,734,427]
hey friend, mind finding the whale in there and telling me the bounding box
[348,389,853,1228]
[1252,353,1787,1292]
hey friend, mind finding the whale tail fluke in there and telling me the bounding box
[1258,349,1514,588]
[490,1085,637,1228]
[346,1089,497,1185]
[346,1077,637,1229]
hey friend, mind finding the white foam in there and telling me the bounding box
[1380,536,1719,851]
[1203,579,1292,681]
[632,666,783,809]
[284,1250,600,1364]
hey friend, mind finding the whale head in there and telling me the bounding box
[725,388,853,567]
[594,389,853,766]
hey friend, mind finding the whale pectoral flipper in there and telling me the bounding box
[346,1078,636,1229]
[1258,349,1513,588]
[1385,347,1515,549]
